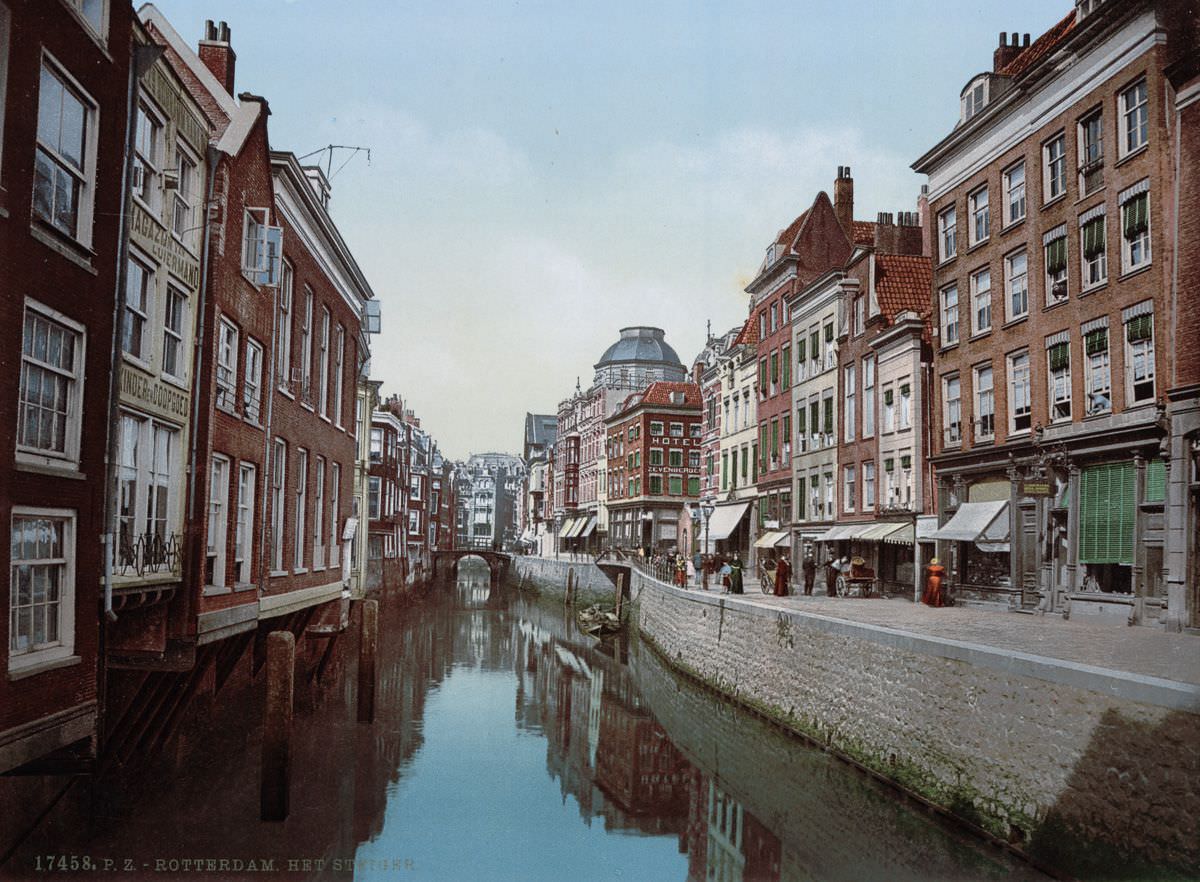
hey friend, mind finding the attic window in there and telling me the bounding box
[960,76,989,123]
[1076,0,1103,21]
[766,244,779,265]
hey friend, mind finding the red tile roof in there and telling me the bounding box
[1000,11,1077,79]
[638,381,702,408]
[875,254,933,319]
[731,313,758,347]
[851,221,876,246]
[775,210,810,248]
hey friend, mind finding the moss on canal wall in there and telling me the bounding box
[629,568,1200,881]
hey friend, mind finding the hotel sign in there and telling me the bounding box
[1019,480,1054,498]
[120,364,190,423]
[131,203,201,291]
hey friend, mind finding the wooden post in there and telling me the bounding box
[615,573,625,621]
[261,631,295,822]
[566,568,575,606]
[357,600,378,724]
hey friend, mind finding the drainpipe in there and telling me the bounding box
[258,265,280,598]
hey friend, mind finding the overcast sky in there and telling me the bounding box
[152,0,1066,460]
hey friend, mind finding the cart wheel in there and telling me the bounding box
[837,575,848,596]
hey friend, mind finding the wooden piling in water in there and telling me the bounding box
[615,573,625,621]
[357,600,379,724]
[261,630,295,822]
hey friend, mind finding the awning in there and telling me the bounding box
[567,517,589,538]
[815,524,851,542]
[754,530,789,548]
[916,515,939,542]
[928,501,1010,552]
[559,517,579,538]
[881,523,913,545]
[578,516,597,538]
[706,502,750,542]
[859,522,907,541]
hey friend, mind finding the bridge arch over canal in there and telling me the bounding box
[431,549,512,586]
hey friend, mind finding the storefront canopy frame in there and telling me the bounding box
[577,517,597,538]
[705,502,751,542]
[754,530,789,548]
[928,501,1009,552]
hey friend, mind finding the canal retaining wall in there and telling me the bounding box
[510,555,624,607]
[630,568,1200,879]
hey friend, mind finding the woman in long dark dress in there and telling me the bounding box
[729,553,744,594]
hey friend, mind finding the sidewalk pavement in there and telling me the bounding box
[687,587,1200,687]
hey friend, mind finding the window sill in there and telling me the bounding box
[277,387,295,400]
[14,453,85,480]
[30,224,98,275]
[162,373,191,391]
[1118,263,1153,282]
[1008,430,1032,440]
[1075,186,1106,205]
[937,342,960,355]
[1115,144,1149,168]
[293,567,308,575]
[968,330,992,343]
[1043,297,1069,312]
[999,216,1026,236]
[1079,281,1108,297]
[202,585,232,597]
[233,582,257,593]
[319,415,332,424]
[965,238,990,255]
[269,569,289,578]
[1000,315,1029,330]
[300,402,315,413]
[121,352,153,372]
[974,437,996,447]
[215,403,240,418]
[1041,192,1068,211]
[8,653,81,681]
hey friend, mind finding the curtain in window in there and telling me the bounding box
[1082,217,1106,258]
[1122,193,1148,239]
[1045,236,1068,273]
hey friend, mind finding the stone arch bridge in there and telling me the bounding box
[431,549,512,586]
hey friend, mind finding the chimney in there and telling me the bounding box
[199,20,236,95]
[993,31,1023,72]
[917,184,931,258]
[834,166,854,236]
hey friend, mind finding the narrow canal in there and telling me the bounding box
[6,560,1050,881]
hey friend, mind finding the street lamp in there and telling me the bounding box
[701,501,715,555]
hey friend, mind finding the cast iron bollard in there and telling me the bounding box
[261,630,295,822]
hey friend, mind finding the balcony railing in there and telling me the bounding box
[113,530,182,578]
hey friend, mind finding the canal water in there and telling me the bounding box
[5,560,1050,881]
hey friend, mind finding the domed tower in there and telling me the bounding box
[593,326,686,391]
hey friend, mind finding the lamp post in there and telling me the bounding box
[701,501,715,589]
[554,513,564,560]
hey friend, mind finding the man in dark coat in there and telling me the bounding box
[802,554,816,596]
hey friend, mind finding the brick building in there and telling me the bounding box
[367,408,407,590]
[709,318,760,562]
[913,0,1197,625]
[605,382,702,553]
[1,0,134,773]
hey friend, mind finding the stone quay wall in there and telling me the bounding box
[509,555,626,607]
[632,572,1199,878]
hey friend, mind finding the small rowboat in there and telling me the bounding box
[576,604,622,638]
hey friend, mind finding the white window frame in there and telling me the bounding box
[1084,327,1112,416]
[115,413,178,577]
[270,439,286,573]
[970,268,991,335]
[300,287,313,402]
[940,283,959,345]
[215,317,238,412]
[162,283,189,384]
[16,299,86,469]
[276,261,293,392]
[938,205,956,262]
[1002,160,1025,226]
[1121,189,1152,273]
[333,324,345,427]
[1081,214,1108,290]
[669,422,684,437]
[844,363,856,442]
[898,382,911,430]
[843,465,855,513]
[862,355,875,439]
[882,384,895,434]
[34,54,99,246]
[122,254,152,364]
[241,207,283,288]
[65,0,107,41]
[207,455,230,588]
[243,338,263,423]
[1119,78,1148,157]
[318,306,330,418]
[968,185,989,246]
[313,457,326,570]
[368,476,381,520]
[235,463,255,585]
[329,462,341,569]
[943,375,961,446]
[974,365,995,440]
[171,144,199,252]
[1125,313,1156,405]
[1005,249,1029,321]
[1045,234,1069,306]
[1007,351,1032,435]
[294,448,308,571]
[1077,108,1104,197]
[863,462,876,509]
[1043,134,1066,203]
[131,97,164,214]
[8,507,76,673]
[1048,343,1072,423]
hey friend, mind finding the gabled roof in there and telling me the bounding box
[999,11,1077,79]
[637,381,702,408]
[875,254,933,319]
[851,221,876,246]
[731,313,759,347]
[775,209,810,248]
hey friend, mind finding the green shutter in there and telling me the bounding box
[797,486,806,519]
[1082,217,1106,259]
[1049,342,1070,371]
[823,398,833,434]
[1123,193,1149,240]
[810,332,820,357]
[1145,458,1166,503]
[1046,236,1068,274]
[782,350,791,388]
[900,383,910,396]
[688,477,700,496]
[760,359,768,387]
[1079,462,1135,564]
[1126,314,1152,342]
[883,458,894,472]
[771,353,779,384]
[883,389,894,405]
[771,420,779,455]
[810,402,819,434]
[782,414,791,442]
[796,408,806,433]
[1085,328,1108,355]
[796,338,806,361]
[900,454,912,469]
[824,324,834,342]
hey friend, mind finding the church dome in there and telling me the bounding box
[594,327,683,370]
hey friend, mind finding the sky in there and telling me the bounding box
[152,0,1068,460]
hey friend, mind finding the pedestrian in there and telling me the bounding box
[675,552,687,588]
[774,553,791,597]
[802,553,816,596]
[825,555,839,596]
[693,550,703,587]
[729,552,744,594]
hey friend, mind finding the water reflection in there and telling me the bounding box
[3,561,1049,881]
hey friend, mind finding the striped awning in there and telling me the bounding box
[577,517,597,538]
[754,530,790,548]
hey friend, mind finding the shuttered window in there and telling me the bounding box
[1145,458,1166,503]
[1079,461,1135,564]
[1045,236,1068,274]
[1082,217,1106,258]
[823,397,833,434]
[1126,314,1152,342]
[796,338,806,362]
[1049,342,1070,371]
[1085,328,1108,355]
[1122,192,1149,240]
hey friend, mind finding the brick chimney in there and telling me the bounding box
[917,184,931,258]
[993,31,1029,72]
[199,20,236,94]
[834,166,854,235]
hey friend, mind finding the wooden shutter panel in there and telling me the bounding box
[1123,193,1149,239]
[1049,342,1070,371]
[823,398,833,433]
[1145,458,1166,503]
[1083,217,1106,259]
[1126,314,1152,342]
[1079,462,1135,564]
[1085,328,1108,355]
[1046,236,1068,273]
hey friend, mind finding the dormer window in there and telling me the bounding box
[1076,0,1103,22]
[765,244,779,266]
[960,76,989,124]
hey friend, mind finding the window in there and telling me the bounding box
[882,385,895,433]
[862,355,875,438]
[1119,79,1148,156]
[844,465,856,513]
[1008,351,1032,433]
[207,455,229,587]
[688,450,700,468]
[961,77,987,121]
[940,284,959,345]
[115,414,178,576]
[649,421,663,436]
[809,328,820,370]
[689,422,702,438]
[863,462,876,509]
[243,339,263,422]
[938,206,956,261]
[318,307,331,417]
[368,476,381,520]
[35,61,95,241]
[1121,186,1151,272]
[300,287,313,399]
[17,302,84,465]
[1048,340,1072,421]
[758,313,767,341]
[132,100,162,211]
[972,365,995,440]
[162,285,188,381]
[1005,250,1028,320]
[241,208,282,287]
[823,322,835,370]
[271,440,286,572]
[670,422,684,437]
[898,383,911,429]
[1043,135,1066,202]
[759,358,768,397]
[276,262,293,388]
[770,351,779,393]
[215,318,238,411]
[0,4,9,178]
[822,394,834,440]
[122,256,151,361]
[66,0,106,37]
[1003,161,1025,225]
[943,375,961,445]
[1125,307,1155,404]
[369,428,383,463]
[853,297,865,335]
[770,302,778,332]
[844,363,856,442]
[781,345,791,389]
[294,448,308,570]
[668,475,683,496]
[235,464,255,584]
[172,149,197,247]
[823,473,833,519]
[649,448,663,466]
[9,509,75,672]
[314,458,325,569]
[968,186,989,245]
[1081,210,1107,288]
[1084,324,1112,415]
[970,269,991,335]
[1078,110,1104,196]
[1044,228,1069,305]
